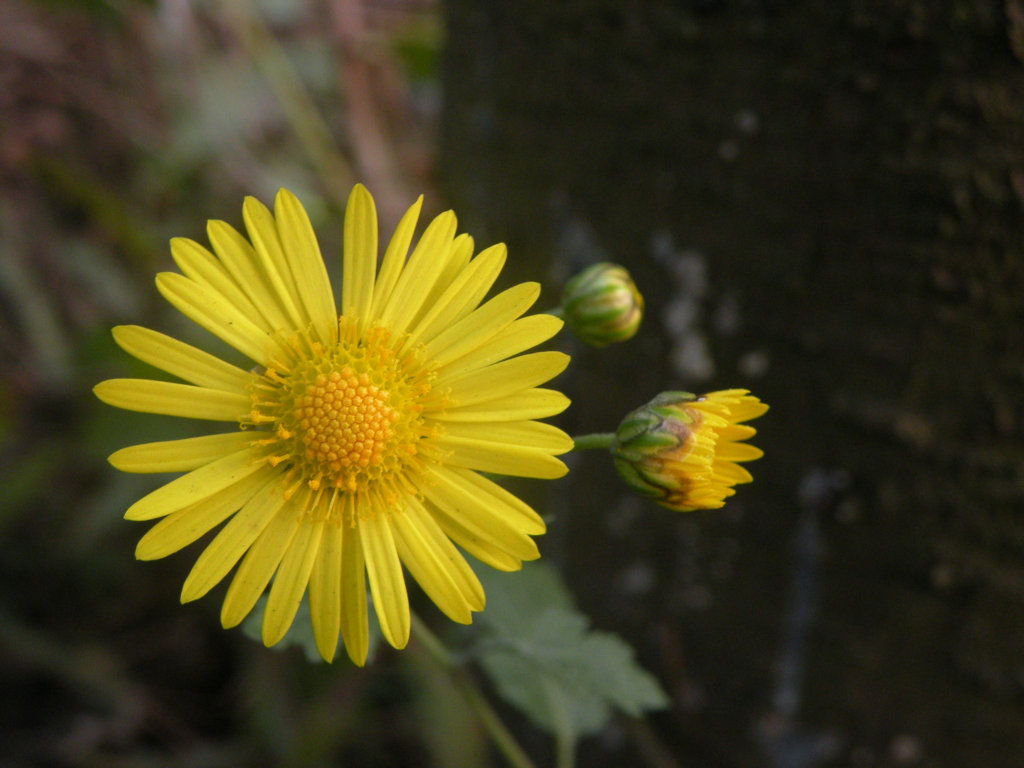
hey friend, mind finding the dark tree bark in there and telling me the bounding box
[442,2,1024,766]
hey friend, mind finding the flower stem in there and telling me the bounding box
[411,613,538,768]
[571,432,616,451]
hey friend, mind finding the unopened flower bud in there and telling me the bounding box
[611,389,768,512]
[561,262,643,347]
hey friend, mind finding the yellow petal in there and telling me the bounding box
[430,514,523,572]
[369,195,423,320]
[418,468,541,561]
[263,519,325,646]
[414,232,477,327]
[712,461,754,484]
[430,388,570,423]
[220,497,302,629]
[124,446,270,521]
[156,272,274,366]
[274,189,338,344]
[179,471,288,601]
[170,237,271,334]
[439,467,546,535]
[392,497,484,620]
[377,210,457,334]
[435,351,570,409]
[359,511,410,649]
[404,243,506,351]
[94,378,249,422]
[340,519,369,666]
[715,441,764,462]
[135,471,270,560]
[441,420,574,455]
[207,219,292,331]
[435,437,568,479]
[110,432,256,473]
[309,521,343,662]
[111,325,252,392]
[341,184,377,324]
[423,282,540,367]
[730,399,769,422]
[243,196,307,331]
[435,314,563,380]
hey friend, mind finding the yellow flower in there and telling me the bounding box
[94,186,572,665]
[611,389,767,511]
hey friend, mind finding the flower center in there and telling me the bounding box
[293,369,398,476]
[246,319,436,511]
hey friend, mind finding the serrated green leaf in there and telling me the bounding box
[472,561,669,737]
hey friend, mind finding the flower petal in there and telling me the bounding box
[340,517,369,666]
[170,237,272,334]
[418,467,541,562]
[377,210,457,334]
[341,184,377,324]
[110,431,256,473]
[430,388,570,423]
[207,219,293,331]
[180,471,288,601]
[309,521,343,662]
[275,189,338,344]
[435,351,570,409]
[435,314,563,380]
[404,243,506,351]
[156,272,275,366]
[393,499,485,618]
[263,518,325,646]
[243,196,307,331]
[423,282,541,368]
[359,511,410,649]
[369,195,423,320]
[220,492,304,628]
[111,325,252,392]
[135,470,271,561]
[439,467,546,535]
[715,441,764,462]
[390,498,481,624]
[94,378,249,422]
[434,433,570,479]
[124,446,271,521]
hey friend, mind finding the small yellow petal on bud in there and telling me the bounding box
[610,389,767,511]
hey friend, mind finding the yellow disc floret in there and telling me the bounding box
[247,317,435,519]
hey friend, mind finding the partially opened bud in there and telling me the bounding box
[611,389,768,511]
[561,262,643,347]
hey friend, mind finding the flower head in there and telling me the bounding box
[94,185,572,664]
[611,389,767,511]
[560,262,643,347]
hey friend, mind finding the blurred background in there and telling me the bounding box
[2,0,1024,766]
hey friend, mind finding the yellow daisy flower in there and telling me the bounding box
[611,389,767,512]
[94,185,572,665]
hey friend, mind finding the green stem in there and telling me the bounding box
[411,613,538,768]
[571,432,616,451]
[542,678,576,768]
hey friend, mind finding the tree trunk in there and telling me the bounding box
[442,1,1024,766]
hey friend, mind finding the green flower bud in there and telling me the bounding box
[610,389,768,512]
[561,262,643,347]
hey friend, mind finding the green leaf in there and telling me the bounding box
[472,561,669,737]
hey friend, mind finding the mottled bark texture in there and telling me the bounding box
[442,2,1024,766]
